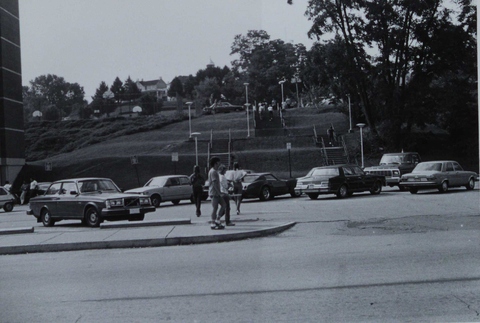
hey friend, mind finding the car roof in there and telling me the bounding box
[383,152,419,155]
[53,177,112,183]
[151,175,187,179]
[418,160,456,163]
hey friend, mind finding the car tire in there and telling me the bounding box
[259,186,271,201]
[307,193,319,200]
[409,188,418,194]
[3,202,14,212]
[172,200,180,205]
[151,194,161,207]
[336,185,348,198]
[438,181,448,193]
[290,189,301,198]
[466,177,475,190]
[84,207,101,227]
[41,209,54,227]
[370,181,382,195]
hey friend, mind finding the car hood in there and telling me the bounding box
[124,187,152,194]
[366,165,401,169]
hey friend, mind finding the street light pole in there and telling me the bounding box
[186,101,193,138]
[279,80,285,104]
[244,83,250,137]
[191,132,201,165]
[357,123,366,168]
[347,94,352,133]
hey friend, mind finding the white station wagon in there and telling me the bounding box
[125,175,194,207]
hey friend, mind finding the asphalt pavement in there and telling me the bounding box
[0,204,295,255]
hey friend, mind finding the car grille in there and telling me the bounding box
[367,170,393,177]
[124,197,140,207]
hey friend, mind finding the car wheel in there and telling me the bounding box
[84,207,101,227]
[438,181,448,193]
[172,200,180,205]
[307,193,319,200]
[151,194,161,207]
[336,185,348,198]
[41,209,54,227]
[409,188,418,194]
[3,202,14,212]
[290,189,301,198]
[259,186,271,201]
[370,181,382,195]
[466,177,475,190]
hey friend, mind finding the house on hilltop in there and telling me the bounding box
[136,77,168,101]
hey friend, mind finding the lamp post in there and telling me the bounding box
[186,101,193,138]
[244,83,250,137]
[191,132,201,165]
[279,79,286,104]
[357,123,366,168]
[347,94,352,133]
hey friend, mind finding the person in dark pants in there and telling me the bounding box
[189,165,205,217]
[208,157,225,230]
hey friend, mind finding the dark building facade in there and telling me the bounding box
[0,0,24,185]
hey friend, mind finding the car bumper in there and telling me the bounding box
[399,181,439,189]
[295,184,331,195]
[385,177,401,185]
[101,206,155,218]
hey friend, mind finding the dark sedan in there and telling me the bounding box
[241,173,298,201]
[27,178,155,227]
[295,165,386,199]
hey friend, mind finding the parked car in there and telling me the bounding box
[33,182,52,196]
[125,175,194,207]
[0,186,16,212]
[295,164,386,199]
[27,178,154,227]
[203,102,245,114]
[399,160,478,194]
[202,169,254,200]
[364,152,421,190]
[241,173,298,201]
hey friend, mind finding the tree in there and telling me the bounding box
[140,93,162,115]
[110,77,124,103]
[123,76,142,101]
[167,77,185,98]
[304,0,476,148]
[23,74,85,119]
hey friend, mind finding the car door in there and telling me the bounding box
[352,166,374,190]
[451,162,466,186]
[42,182,62,217]
[341,166,360,191]
[59,181,81,219]
[444,162,458,186]
[265,174,288,195]
[178,176,192,200]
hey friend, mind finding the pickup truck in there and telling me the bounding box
[364,152,421,190]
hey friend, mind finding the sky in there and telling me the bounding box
[19,0,316,101]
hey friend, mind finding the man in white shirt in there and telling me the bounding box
[227,162,247,215]
[218,165,234,226]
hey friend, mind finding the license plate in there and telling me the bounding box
[307,184,314,189]
[129,208,140,214]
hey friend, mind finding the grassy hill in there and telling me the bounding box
[18,106,478,191]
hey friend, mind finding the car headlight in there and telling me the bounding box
[392,170,400,176]
[426,175,436,180]
[139,197,151,205]
[106,198,124,208]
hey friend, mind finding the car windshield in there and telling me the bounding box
[243,175,261,183]
[308,168,339,177]
[380,155,409,165]
[78,179,120,193]
[145,177,167,187]
[414,162,443,172]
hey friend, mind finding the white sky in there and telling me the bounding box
[19,0,315,101]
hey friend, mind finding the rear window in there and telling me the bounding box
[243,175,261,183]
[414,162,442,172]
[311,168,339,176]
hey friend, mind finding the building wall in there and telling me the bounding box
[0,0,25,185]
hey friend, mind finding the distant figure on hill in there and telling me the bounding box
[327,125,335,146]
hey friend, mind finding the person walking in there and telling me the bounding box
[327,125,335,146]
[3,181,11,192]
[208,157,225,230]
[218,165,235,226]
[20,181,28,205]
[190,165,205,217]
[29,177,38,200]
[227,162,247,215]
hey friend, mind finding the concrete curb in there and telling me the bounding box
[100,219,191,229]
[0,227,34,235]
[0,222,296,255]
